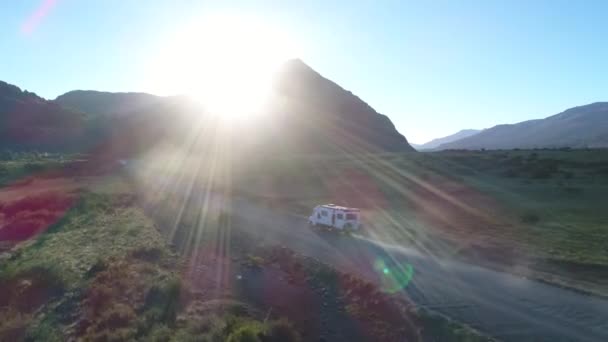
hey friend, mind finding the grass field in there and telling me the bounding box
[1,147,606,339]
[0,155,491,341]
[229,148,608,295]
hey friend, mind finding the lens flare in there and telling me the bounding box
[21,0,57,35]
[374,259,414,293]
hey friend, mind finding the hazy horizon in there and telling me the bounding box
[2,0,607,144]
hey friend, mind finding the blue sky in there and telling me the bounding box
[2,0,607,144]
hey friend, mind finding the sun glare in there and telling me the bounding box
[150,13,298,119]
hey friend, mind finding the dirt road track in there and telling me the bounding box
[228,197,608,342]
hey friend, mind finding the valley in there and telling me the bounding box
[1,147,607,341]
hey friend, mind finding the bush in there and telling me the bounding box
[508,156,523,165]
[131,246,164,262]
[244,255,266,269]
[23,163,45,173]
[100,303,137,329]
[504,168,519,178]
[143,277,181,324]
[226,321,264,342]
[0,311,30,342]
[596,167,608,176]
[145,324,173,342]
[520,211,540,224]
[0,266,66,313]
[563,187,584,195]
[530,160,559,179]
[263,319,301,342]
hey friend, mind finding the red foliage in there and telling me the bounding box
[0,192,74,242]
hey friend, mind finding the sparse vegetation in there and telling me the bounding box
[520,211,540,224]
[228,148,608,296]
[2,148,606,339]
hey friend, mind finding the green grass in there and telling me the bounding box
[434,150,608,265]
[3,149,605,338]
[230,149,608,288]
[2,192,168,286]
[0,190,182,340]
[0,152,73,186]
[0,186,306,341]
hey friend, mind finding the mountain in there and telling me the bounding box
[415,129,481,150]
[438,103,608,150]
[0,81,88,151]
[266,59,414,153]
[50,59,414,155]
[55,90,164,116]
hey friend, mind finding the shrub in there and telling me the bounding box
[563,187,584,195]
[85,260,107,279]
[263,319,301,342]
[520,211,540,224]
[99,303,137,329]
[0,311,30,342]
[504,168,519,178]
[145,324,173,342]
[596,167,608,176]
[530,160,559,179]
[226,321,264,342]
[23,163,45,173]
[131,246,164,262]
[24,316,64,342]
[507,155,523,166]
[0,266,66,313]
[244,255,266,269]
[311,267,339,290]
[143,277,181,324]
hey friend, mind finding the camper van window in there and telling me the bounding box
[346,213,357,220]
[321,211,328,217]
[337,213,344,219]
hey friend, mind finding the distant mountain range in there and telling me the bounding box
[0,59,414,156]
[4,62,607,155]
[436,102,608,150]
[55,90,164,116]
[0,81,87,151]
[413,129,481,150]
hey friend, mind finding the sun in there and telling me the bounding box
[149,13,298,119]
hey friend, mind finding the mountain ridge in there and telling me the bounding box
[0,80,88,151]
[438,102,608,150]
[2,59,414,154]
[415,129,481,150]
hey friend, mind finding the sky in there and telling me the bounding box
[1,0,608,144]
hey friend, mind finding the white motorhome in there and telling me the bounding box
[308,204,362,231]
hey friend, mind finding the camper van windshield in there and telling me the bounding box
[346,213,357,220]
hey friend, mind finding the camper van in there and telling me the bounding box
[308,204,362,231]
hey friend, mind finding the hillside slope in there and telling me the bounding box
[52,59,414,155]
[55,90,163,116]
[271,59,414,152]
[439,103,608,150]
[0,81,87,151]
[416,129,481,150]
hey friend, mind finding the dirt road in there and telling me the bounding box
[227,197,608,342]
